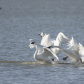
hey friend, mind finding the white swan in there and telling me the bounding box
[48,37,83,63]
[39,32,70,55]
[29,39,59,63]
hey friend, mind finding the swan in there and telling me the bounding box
[29,39,59,63]
[48,37,83,63]
[39,32,70,55]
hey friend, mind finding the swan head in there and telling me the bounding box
[38,32,46,37]
[29,39,36,48]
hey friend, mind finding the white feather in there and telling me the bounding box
[79,43,84,62]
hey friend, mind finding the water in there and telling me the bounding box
[0,0,84,84]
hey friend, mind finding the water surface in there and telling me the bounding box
[0,0,84,84]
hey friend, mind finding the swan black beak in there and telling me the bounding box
[31,42,35,44]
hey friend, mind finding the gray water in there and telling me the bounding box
[0,0,84,84]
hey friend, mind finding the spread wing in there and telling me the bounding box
[42,47,59,61]
[67,37,78,50]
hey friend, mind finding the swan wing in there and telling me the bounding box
[42,47,59,61]
[79,43,84,62]
[40,34,52,47]
[54,32,69,46]
[67,37,78,50]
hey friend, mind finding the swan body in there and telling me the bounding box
[29,39,59,63]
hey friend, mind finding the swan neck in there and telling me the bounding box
[34,45,38,58]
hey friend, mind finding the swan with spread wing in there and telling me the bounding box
[39,32,70,55]
[48,37,84,63]
[29,39,59,63]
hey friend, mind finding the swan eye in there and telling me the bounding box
[31,42,35,44]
